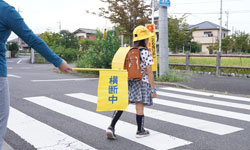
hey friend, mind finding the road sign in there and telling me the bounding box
[146,24,157,71]
[159,0,171,7]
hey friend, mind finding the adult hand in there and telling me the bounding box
[58,59,72,73]
[152,93,157,98]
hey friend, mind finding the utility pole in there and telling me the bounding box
[219,0,222,52]
[57,21,61,32]
[151,0,155,24]
[225,10,229,30]
[17,8,23,51]
[159,0,170,76]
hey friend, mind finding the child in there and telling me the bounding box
[106,25,157,139]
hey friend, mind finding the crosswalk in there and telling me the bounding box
[7,87,250,150]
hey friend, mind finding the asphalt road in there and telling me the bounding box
[178,73,250,96]
[3,56,250,150]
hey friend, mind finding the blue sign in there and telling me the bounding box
[159,0,171,7]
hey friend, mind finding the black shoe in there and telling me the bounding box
[106,126,116,140]
[136,129,150,138]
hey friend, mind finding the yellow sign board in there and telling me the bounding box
[96,70,128,111]
[146,24,157,71]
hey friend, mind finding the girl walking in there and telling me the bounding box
[106,25,157,139]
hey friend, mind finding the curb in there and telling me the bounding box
[155,81,192,89]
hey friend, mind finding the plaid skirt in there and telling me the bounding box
[128,79,153,106]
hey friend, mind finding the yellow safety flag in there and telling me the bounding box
[146,24,157,71]
[96,70,128,111]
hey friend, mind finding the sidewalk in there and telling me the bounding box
[177,74,250,96]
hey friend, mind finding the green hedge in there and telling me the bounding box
[76,29,121,74]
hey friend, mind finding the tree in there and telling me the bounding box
[6,43,19,57]
[98,0,150,45]
[232,31,249,54]
[210,32,250,54]
[221,36,234,54]
[58,30,79,49]
[76,29,121,70]
[168,15,194,53]
[40,32,61,47]
[78,38,96,51]
[185,42,201,53]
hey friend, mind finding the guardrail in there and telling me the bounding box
[169,51,250,76]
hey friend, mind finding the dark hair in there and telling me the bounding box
[133,39,147,48]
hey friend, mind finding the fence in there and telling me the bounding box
[169,51,250,76]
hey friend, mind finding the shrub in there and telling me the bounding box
[51,45,83,63]
[76,29,121,73]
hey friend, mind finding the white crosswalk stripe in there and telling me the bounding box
[66,93,243,135]
[161,87,250,103]
[23,96,192,150]
[153,97,250,122]
[8,107,97,150]
[157,91,250,110]
[7,88,250,150]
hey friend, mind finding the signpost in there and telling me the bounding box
[159,0,170,75]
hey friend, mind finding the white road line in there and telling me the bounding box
[17,59,22,64]
[7,74,21,78]
[8,107,97,150]
[24,96,191,150]
[157,91,250,111]
[31,78,98,82]
[66,93,243,135]
[153,97,250,123]
[161,87,250,103]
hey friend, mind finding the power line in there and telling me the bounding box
[173,0,244,5]
[169,10,250,15]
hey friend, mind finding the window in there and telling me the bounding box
[204,32,213,37]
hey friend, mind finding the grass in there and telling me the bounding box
[169,56,250,74]
[169,56,250,67]
[155,71,191,82]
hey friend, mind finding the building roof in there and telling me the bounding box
[7,38,19,43]
[188,21,230,31]
[73,28,96,34]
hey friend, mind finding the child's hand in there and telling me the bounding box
[58,59,72,73]
[152,93,157,98]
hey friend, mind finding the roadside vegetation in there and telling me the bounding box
[169,56,250,74]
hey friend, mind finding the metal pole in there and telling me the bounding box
[159,6,169,75]
[225,10,229,30]
[152,0,155,24]
[31,48,35,64]
[219,0,222,52]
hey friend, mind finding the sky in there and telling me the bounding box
[4,0,250,40]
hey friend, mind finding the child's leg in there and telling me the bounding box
[110,111,123,128]
[136,102,144,131]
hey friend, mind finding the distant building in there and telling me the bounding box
[73,28,96,40]
[7,38,31,52]
[187,21,230,54]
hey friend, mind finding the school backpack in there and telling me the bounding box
[124,47,142,79]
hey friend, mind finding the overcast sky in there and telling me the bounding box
[4,0,250,40]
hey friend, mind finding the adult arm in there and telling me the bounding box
[4,5,71,72]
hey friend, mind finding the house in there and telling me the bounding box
[187,21,230,54]
[73,28,96,40]
[7,38,31,52]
